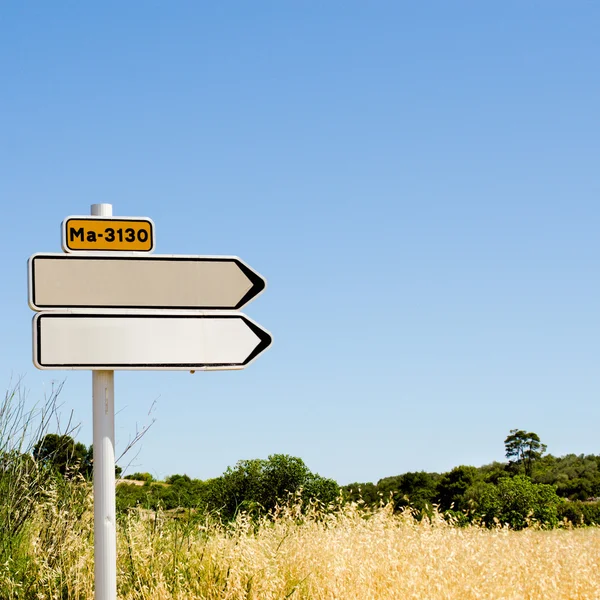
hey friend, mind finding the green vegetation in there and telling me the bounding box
[344,430,600,529]
[110,426,600,531]
[116,454,339,518]
[504,429,547,477]
[1,382,600,598]
[112,427,600,529]
[9,401,600,531]
[33,433,93,478]
[32,433,123,479]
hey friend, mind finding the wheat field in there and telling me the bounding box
[2,494,599,600]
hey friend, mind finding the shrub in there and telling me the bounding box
[469,476,561,529]
[558,500,600,526]
[124,472,154,482]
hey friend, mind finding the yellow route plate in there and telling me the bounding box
[62,216,155,252]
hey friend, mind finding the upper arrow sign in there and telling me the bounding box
[28,253,266,311]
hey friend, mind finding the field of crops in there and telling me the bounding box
[2,494,599,600]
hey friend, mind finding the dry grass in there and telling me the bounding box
[5,495,600,600]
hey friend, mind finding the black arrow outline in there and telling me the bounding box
[234,259,267,309]
[240,315,273,365]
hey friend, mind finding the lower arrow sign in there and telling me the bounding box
[33,312,272,370]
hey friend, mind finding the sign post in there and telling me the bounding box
[90,204,117,600]
[27,204,271,600]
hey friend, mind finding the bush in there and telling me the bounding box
[557,500,584,526]
[558,500,600,526]
[124,472,154,482]
[469,476,560,529]
[203,454,340,520]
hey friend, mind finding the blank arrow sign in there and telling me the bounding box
[33,312,272,370]
[28,254,266,311]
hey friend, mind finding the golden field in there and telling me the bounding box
[3,496,599,600]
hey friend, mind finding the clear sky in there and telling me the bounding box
[1,2,599,485]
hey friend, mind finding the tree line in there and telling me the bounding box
[344,430,600,528]
[117,454,339,519]
[27,429,600,528]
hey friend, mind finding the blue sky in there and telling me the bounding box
[1,2,599,485]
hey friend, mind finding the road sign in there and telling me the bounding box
[28,253,266,311]
[32,311,272,370]
[31,203,271,600]
[62,216,155,252]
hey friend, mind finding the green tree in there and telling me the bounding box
[303,473,340,505]
[33,434,90,477]
[215,458,266,517]
[33,435,125,479]
[378,472,440,512]
[531,453,600,500]
[125,472,155,482]
[342,482,380,506]
[504,429,547,477]
[165,473,191,485]
[478,461,510,485]
[116,481,149,511]
[436,466,479,512]
[261,454,311,506]
[471,475,560,529]
[203,454,339,520]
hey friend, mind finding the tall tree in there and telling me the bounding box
[32,434,89,477]
[504,429,547,477]
[204,454,339,520]
[436,466,479,512]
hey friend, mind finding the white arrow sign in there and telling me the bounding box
[33,312,272,370]
[28,253,266,311]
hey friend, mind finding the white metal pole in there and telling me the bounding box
[91,203,117,600]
